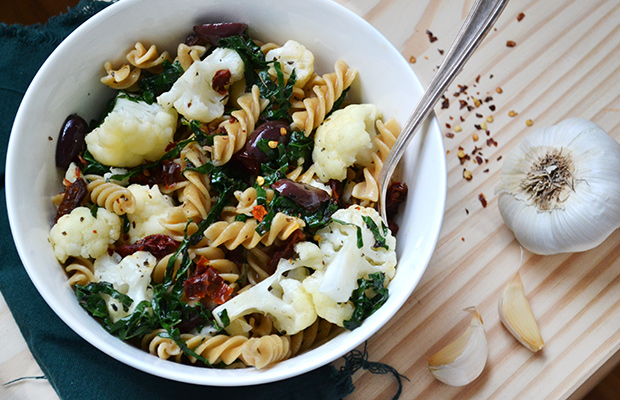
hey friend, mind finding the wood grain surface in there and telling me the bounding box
[3,0,620,399]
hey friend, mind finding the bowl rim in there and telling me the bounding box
[5,0,446,386]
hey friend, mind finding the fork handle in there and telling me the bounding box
[379,0,510,220]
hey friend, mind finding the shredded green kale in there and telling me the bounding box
[137,60,185,104]
[362,216,389,250]
[343,272,390,330]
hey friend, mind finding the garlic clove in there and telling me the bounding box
[499,272,544,352]
[428,307,488,386]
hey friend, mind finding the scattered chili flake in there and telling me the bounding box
[480,122,487,130]
[526,119,534,126]
[48,136,53,141]
[457,150,466,159]
[473,98,482,108]
[465,208,470,215]
[508,110,518,117]
[252,205,268,222]
[461,237,465,242]
[426,30,438,43]
[506,40,517,48]
[487,138,498,147]
[463,169,473,180]
[438,49,444,55]
[486,115,494,123]
[484,96,494,103]
[409,55,417,63]
[454,125,462,132]
[483,168,490,173]
[445,132,455,138]
[497,155,503,161]
[459,99,468,109]
[478,193,488,208]
[473,133,479,142]
[517,12,525,22]
[475,113,483,118]
[475,75,481,84]
[474,124,481,130]
[496,87,503,94]
[460,116,465,122]
[489,105,496,112]
[490,74,494,79]
[475,155,483,164]
[441,97,450,109]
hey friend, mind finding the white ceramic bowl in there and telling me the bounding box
[6,0,445,386]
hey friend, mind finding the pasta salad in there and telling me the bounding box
[49,22,408,369]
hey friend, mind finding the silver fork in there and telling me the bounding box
[378,0,510,221]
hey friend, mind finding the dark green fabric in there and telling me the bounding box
[0,1,355,399]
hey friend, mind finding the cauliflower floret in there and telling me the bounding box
[311,104,382,182]
[93,251,156,322]
[85,97,177,168]
[212,247,319,335]
[302,206,396,326]
[126,184,174,243]
[49,206,121,263]
[157,48,244,123]
[265,40,315,88]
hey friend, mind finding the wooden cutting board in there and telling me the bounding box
[340,0,620,398]
[3,1,620,399]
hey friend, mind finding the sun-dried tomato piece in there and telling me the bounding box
[212,69,231,95]
[55,177,88,222]
[115,234,178,258]
[267,229,306,274]
[184,256,233,304]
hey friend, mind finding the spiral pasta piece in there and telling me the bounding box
[126,42,171,71]
[65,257,95,286]
[159,206,199,241]
[248,314,275,337]
[141,329,183,360]
[240,334,291,369]
[204,213,305,250]
[179,143,211,220]
[351,118,401,204]
[291,60,358,136]
[234,187,275,215]
[289,318,336,357]
[100,61,141,90]
[211,85,268,166]
[174,43,207,71]
[286,164,317,184]
[85,175,136,215]
[183,334,249,365]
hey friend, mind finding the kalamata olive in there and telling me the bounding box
[55,114,88,169]
[238,120,290,173]
[189,23,248,46]
[271,179,330,212]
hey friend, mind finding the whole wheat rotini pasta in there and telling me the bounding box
[291,60,358,136]
[50,22,404,371]
[85,174,136,215]
[211,85,268,166]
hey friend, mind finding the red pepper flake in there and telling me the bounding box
[484,96,494,102]
[475,156,484,164]
[459,99,468,109]
[438,49,444,55]
[517,12,525,22]
[475,75,481,84]
[445,123,451,129]
[465,208,470,215]
[441,97,450,109]
[478,193,488,208]
[48,136,53,141]
[212,69,232,95]
[445,132,455,138]
[506,40,517,48]
[426,30,438,43]
[489,105,496,112]
[483,168,490,173]
[252,205,268,222]
[487,138,498,147]
[184,257,233,304]
[461,237,466,242]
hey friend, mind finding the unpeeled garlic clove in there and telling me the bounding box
[499,272,544,352]
[428,307,488,386]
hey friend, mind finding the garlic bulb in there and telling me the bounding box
[428,308,488,386]
[496,118,620,255]
[499,272,544,352]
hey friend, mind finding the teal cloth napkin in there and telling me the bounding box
[0,1,364,398]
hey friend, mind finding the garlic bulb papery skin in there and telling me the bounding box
[496,118,620,255]
[499,272,545,352]
[428,308,488,387]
